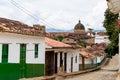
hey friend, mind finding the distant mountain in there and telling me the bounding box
[46,28,106,32]
[93,29,106,32]
[46,28,73,32]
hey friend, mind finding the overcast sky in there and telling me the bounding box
[0,0,108,31]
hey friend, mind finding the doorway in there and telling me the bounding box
[20,44,26,78]
[45,51,55,76]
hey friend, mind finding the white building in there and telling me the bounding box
[45,37,80,75]
[0,18,45,80]
[95,32,110,44]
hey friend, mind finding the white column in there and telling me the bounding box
[66,52,71,73]
[57,52,60,68]
[62,52,64,67]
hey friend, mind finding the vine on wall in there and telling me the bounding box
[103,9,119,57]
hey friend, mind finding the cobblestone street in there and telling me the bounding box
[65,70,117,80]
[65,54,118,80]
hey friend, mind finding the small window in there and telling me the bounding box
[2,44,9,63]
[35,44,39,58]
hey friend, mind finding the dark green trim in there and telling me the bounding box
[20,44,26,78]
[2,44,9,63]
[35,44,38,58]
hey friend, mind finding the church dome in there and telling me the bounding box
[74,20,85,33]
[74,20,85,30]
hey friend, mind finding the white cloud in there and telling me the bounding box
[0,0,108,31]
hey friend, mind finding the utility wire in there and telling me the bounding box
[8,0,58,29]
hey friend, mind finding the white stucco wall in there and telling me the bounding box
[0,32,45,64]
[66,49,79,73]
[95,35,110,44]
[79,56,99,64]
[9,43,20,63]
[72,50,79,72]
[53,49,79,73]
[97,56,104,63]
[79,55,92,64]
[66,52,71,73]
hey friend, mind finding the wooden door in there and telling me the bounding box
[45,51,55,76]
[20,44,26,78]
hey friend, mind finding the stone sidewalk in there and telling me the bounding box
[101,54,119,71]
[65,70,117,80]
[65,54,119,80]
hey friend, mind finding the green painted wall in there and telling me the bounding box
[0,63,20,80]
[26,64,45,78]
[0,63,45,80]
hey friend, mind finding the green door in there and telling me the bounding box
[20,44,26,78]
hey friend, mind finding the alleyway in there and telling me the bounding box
[65,54,119,80]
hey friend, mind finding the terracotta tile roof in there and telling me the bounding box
[97,32,106,36]
[46,32,92,39]
[45,37,72,48]
[0,17,45,36]
[80,50,95,59]
[80,43,107,58]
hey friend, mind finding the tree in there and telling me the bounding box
[54,35,64,41]
[77,41,86,47]
[103,9,119,58]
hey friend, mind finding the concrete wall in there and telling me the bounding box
[0,32,45,64]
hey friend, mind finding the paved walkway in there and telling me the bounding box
[22,54,119,80]
[65,70,117,80]
[101,54,119,71]
[65,54,119,80]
